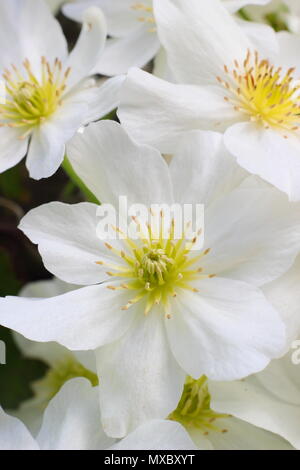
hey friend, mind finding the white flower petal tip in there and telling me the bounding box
[82,6,107,37]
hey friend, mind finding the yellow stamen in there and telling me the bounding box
[96,214,214,316]
[219,50,300,134]
[0,57,70,136]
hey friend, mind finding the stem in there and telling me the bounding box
[62,156,100,205]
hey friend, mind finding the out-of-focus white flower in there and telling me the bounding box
[1,121,300,437]
[61,0,270,76]
[209,342,300,449]
[244,0,284,22]
[0,378,196,450]
[0,0,124,179]
[119,0,300,201]
[12,277,97,434]
[245,1,300,33]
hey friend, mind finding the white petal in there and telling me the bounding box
[37,378,114,450]
[166,278,285,381]
[0,283,136,350]
[169,130,247,207]
[14,332,71,367]
[96,311,185,438]
[203,177,300,286]
[26,99,88,180]
[65,7,107,89]
[95,27,160,76]
[224,122,300,201]
[0,127,28,174]
[63,0,138,37]
[0,407,38,450]
[263,255,300,343]
[204,415,293,450]
[17,0,68,74]
[20,277,76,298]
[153,0,252,85]
[238,19,278,58]
[118,68,237,153]
[17,278,78,365]
[19,202,116,285]
[83,75,126,123]
[0,2,23,70]
[111,420,197,450]
[276,31,300,77]
[67,120,173,207]
[209,356,300,450]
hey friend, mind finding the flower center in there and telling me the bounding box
[97,212,215,319]
[169,376,230,435]
[131,1,156,32]
[218,50,300,135]
[32,357,98,410]
[0,57,71,138]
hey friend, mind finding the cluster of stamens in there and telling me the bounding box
[96,211,215,319]
[217,49,300,136]
[131,2,156,32]
[0,57,71,139]
[169,376,230,435]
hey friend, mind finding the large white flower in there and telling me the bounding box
[119,0,300,201]
[62,0,270,76]
[0,378,196,450]
[1,121,300,437]
[0,0,124,179]
[209,342,300,449]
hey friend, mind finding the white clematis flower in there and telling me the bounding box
[0,0,125,179]
[0,378,196,450]
[62,0,270,76]
[1,121,300,437]
[119,0,300,200]
[209,343,300,449]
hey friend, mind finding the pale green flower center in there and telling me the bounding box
[32,357,98,410]
[98,214,215,318]
[218,50,300,135]
[0,57,71,139]
[169,376,230,435]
